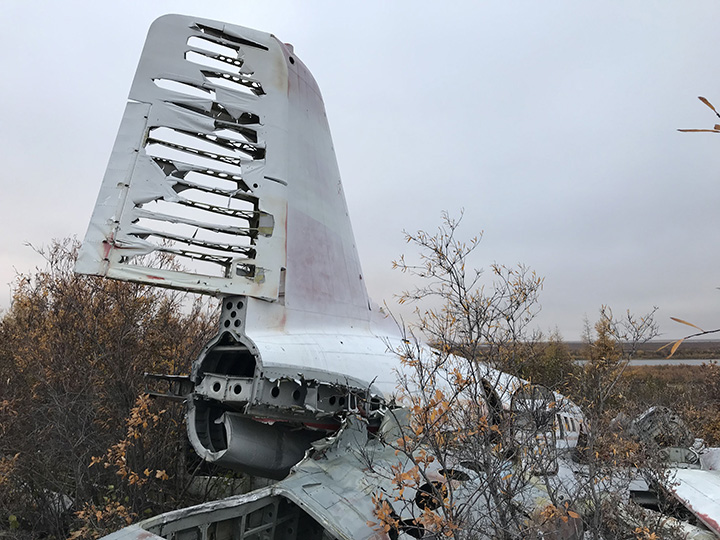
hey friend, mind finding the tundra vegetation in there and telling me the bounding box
[368,213,692,539]
[0,240,220,539]
[0,231,718,539]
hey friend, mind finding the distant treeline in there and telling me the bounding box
[563,340,720,360]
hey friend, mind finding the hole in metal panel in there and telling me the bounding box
[399,518,425,539]
[186,50,245,76]
[204,74,263,96]
[185,171,249,192]
[187,36,240,58]
[172,188,256,214]
[127,225,254,277]
[212,382,221,393]
[271,387,280,398]
[131,218,254,247]
[440,469,471,482]
[170,101,261,125]
[149,127,258,161]
[139,199,252,229]
[150,159,253,195]
[213,127,256,145]
[125,255,228,279]
[146,144,244,176]
[235,264,255,278]
[153,78,215,99]
[192,23,269,51]
[415,482,446,511]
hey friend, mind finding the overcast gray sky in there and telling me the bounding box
[2,1,720,341]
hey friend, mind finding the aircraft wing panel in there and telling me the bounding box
[666,468,720,535]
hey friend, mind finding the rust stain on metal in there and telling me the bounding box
[681,500,720,535]
[698,512,720,534]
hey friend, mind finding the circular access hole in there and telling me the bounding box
[289,56,295,64]
[234,320,241,327]
[237,301,244,309]
[225,301,233,310]
[329,396,336,406]
[230,311,237,318]
[271,387,280,398]
[338,396,346,406]
[233,384,242,395]
[415,482,447,511]
[292,389,301,401]
[223,320,230,328]
[212,382,222,393]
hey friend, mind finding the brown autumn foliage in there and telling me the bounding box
[0,239,217,539]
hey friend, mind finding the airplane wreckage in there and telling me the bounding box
[75,15,720,540]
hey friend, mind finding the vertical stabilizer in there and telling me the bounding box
[76,15,371,328]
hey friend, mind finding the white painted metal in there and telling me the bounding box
[99,413,586,540]
[76,12,396,395]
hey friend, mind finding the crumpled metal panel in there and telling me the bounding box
[77,15,368,309]
[98,412,591,540]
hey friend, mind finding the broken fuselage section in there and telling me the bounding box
[181,296,392,479]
